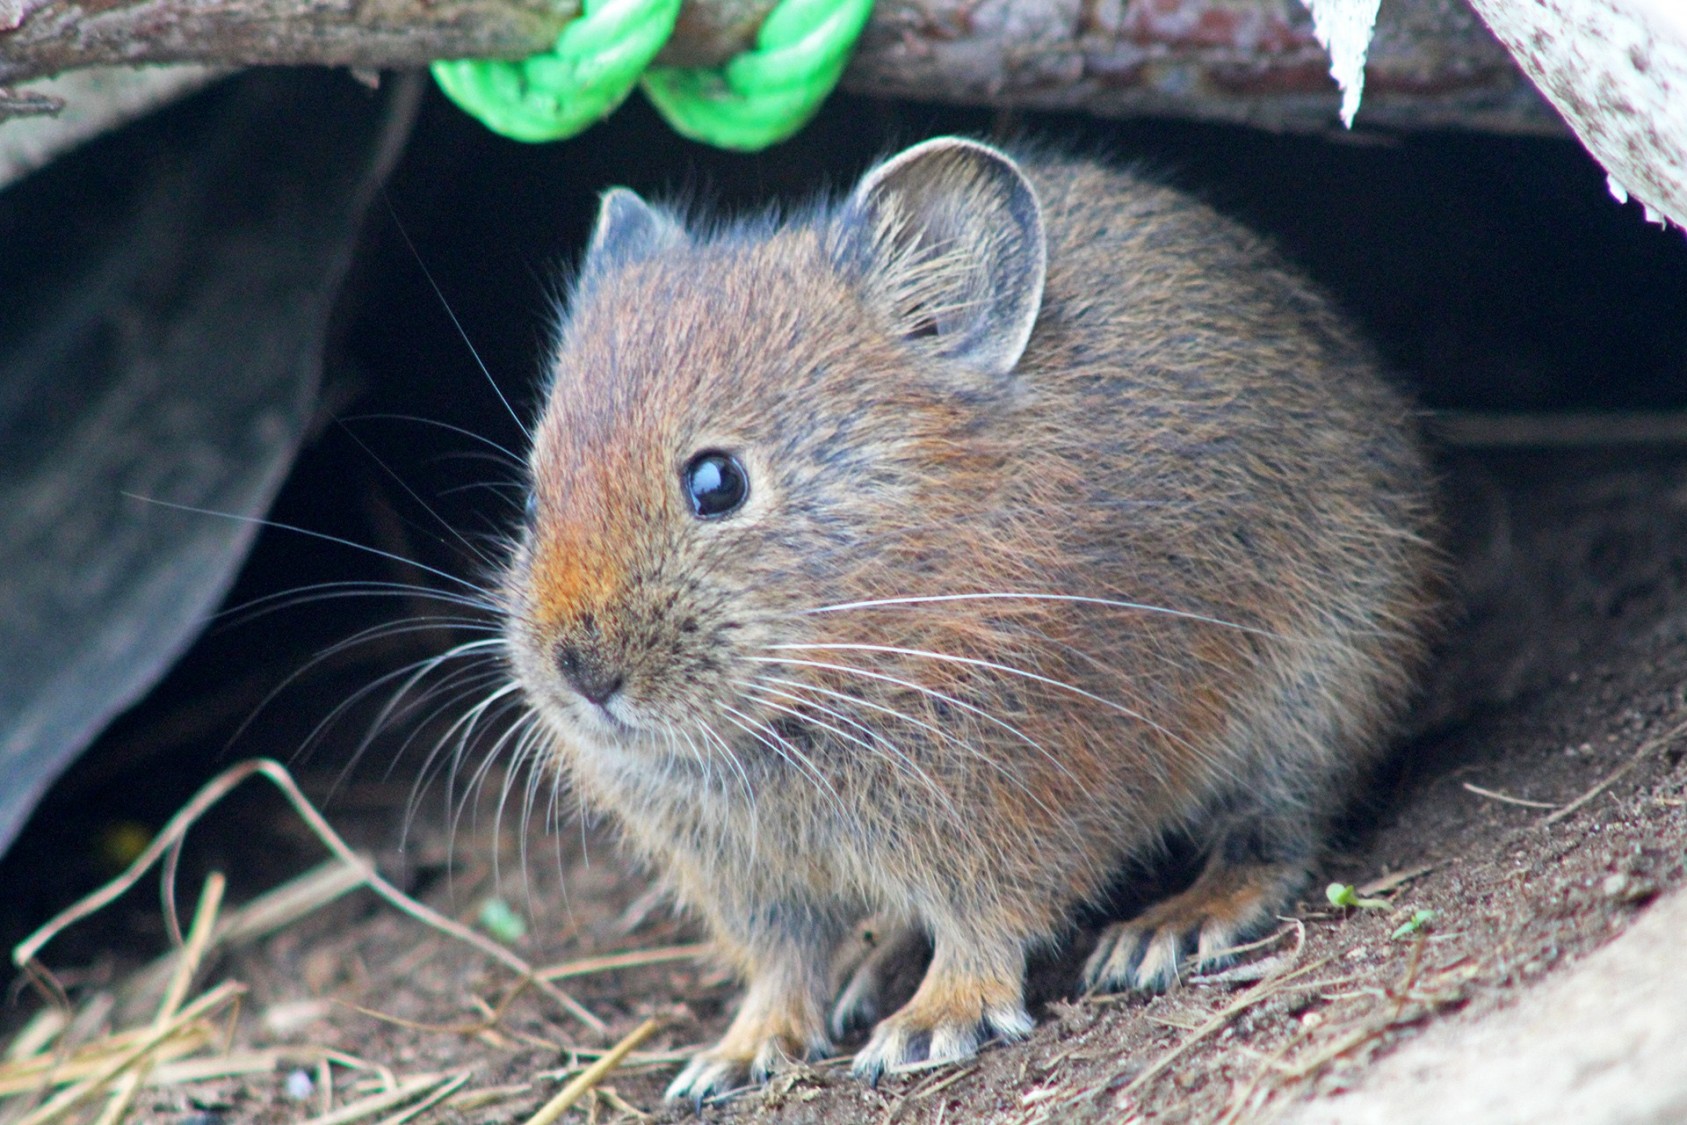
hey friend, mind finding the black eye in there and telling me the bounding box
[683,451,748,519]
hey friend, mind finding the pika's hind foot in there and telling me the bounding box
[1084,855,1307,994]
[849,941,1031,1082]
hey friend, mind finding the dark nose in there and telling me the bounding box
[555,644,625,707]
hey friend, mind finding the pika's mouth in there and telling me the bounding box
[565,693,638,739]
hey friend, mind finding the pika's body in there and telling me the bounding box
[504,139,1439,1099]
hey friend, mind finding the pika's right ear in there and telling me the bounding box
[832,138,1046,377]
[584,187,687,271]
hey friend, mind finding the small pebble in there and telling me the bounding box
[284,1069,315,1101]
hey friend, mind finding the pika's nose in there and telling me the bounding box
[555,644,625,707]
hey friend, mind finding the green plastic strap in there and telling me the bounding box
[642,0,873,150]
[431,0,683,143]
[431,0,870,150]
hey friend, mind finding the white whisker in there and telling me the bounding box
[744,654,1076,782]
[764,641,1200,761]
[717,705,847,820]
[742,675,1060,820]
[737,685,961,822]
[798,592,1273,637]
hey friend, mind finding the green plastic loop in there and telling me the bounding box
[640,0,873,150]
[431,0,683,143]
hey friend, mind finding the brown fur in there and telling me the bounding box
[501,138,1442,1101]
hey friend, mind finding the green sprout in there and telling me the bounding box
[1390,909,1437,940]
[478,897,529,943]
[1325,882,1391,911]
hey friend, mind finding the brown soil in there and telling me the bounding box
[6,441,1687,1124]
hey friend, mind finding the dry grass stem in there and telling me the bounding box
[372,1071,469,1124]
[1355,864,1435,897]
[537,943,710,982]
[0,1011,68,1068]
[10,759,606,1037]
[1542,714,1687,825]
[524,1016,662,1125]
[94,872,227,1125]
[0,1027,208,1097]
[297,1071,455,1125]
[1461,782,1557,809]
[12,980,244,1125]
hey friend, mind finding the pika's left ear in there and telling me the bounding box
[584,187,688,271]
[832,137,1046,377]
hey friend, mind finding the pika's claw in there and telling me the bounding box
[664,1053,747,1107]
[664,1052,743,1107]
[1084,858,1305,993]
[664,1031,820,1104]
[850,1002,1031,1082]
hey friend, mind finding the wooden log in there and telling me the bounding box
[0,0,1559,134]
[1466,0,1687,227]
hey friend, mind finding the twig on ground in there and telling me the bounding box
[1462,782,1558,809]
[11,981,245,1125]
[93,872,226,1125]
[524,1017,662,1125]
[10,758,607,1036]
[298,1071,461,1125]
[1118,923,1321,1099]
[1356,864,1435,897]
[1543,714,1687,826]
[537,943,710,981]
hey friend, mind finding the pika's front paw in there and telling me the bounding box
[664,1029,829,1106]
[849,996,1031,1082]
[1084,860,1303,993]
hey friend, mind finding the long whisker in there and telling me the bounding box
[737,685,961,822]
[124,495,498,599]
[396,673,520,857]
[408,676,526,822]
[717,706,846,819]
[332,419,505,575]
[744,654,1076,782]
[691,723,754,810]
[221,581,504,626]
[342,412,526,471]
[694,721,763,861]
[383,199,532,444]
[743,675,1059,820]
[764,641,1199,759]
[797,592,1275,637]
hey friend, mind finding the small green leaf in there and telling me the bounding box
[1391,908,1436,939]
[1327,882,1391,910]
[478,897,529,943]
[1327,882,1360,908]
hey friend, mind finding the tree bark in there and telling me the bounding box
[1465,0,1687,227]
[0,0,1559,134]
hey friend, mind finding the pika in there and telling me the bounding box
[503,137,1439,1101]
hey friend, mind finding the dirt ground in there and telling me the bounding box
[5,438,1687,1124]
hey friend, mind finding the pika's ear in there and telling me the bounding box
[584,187,687,270]
[833,138,1046,376]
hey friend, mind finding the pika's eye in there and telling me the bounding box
[683,451,748,519]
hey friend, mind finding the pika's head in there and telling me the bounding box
[503,138,1048,772]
